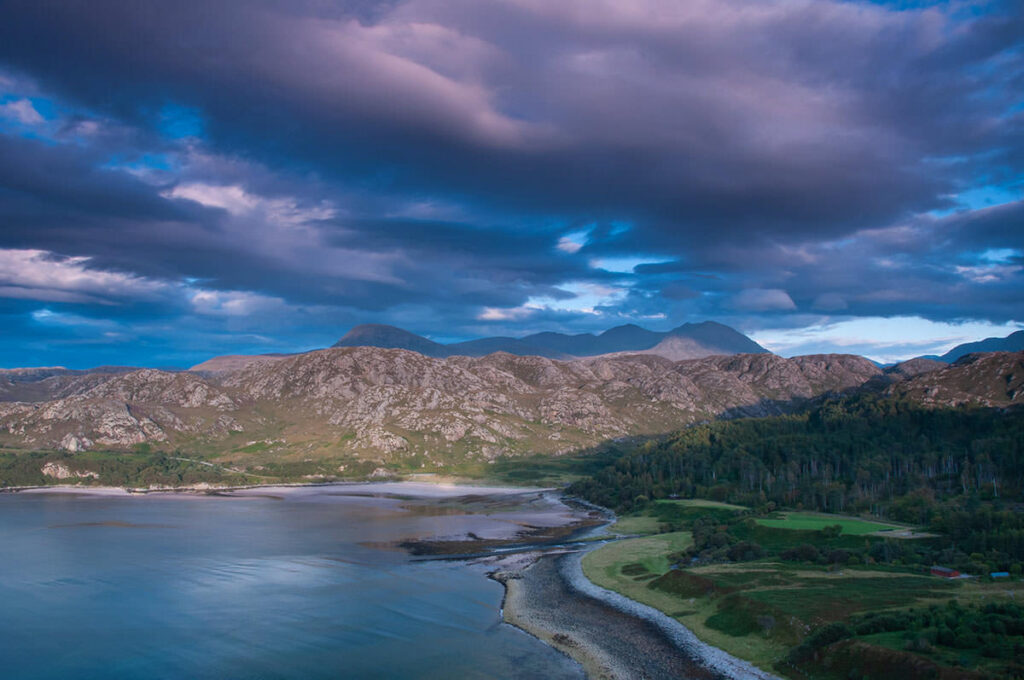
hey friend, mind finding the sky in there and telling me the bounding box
[0,0,1022,368]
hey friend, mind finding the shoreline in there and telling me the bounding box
[561,550,782,679]
[491,551,630,680]
[488,548,781,680]
[483,527,783,680]
[0,478,551,497]
[488,549,721,679]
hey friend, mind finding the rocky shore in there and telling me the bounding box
[487,549,781,680]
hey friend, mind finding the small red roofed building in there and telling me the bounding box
[930,566,960,578]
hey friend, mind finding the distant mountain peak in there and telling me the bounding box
[666,320,768,355]
[602,323,644,333]
[338,323,422,340]
[938,330,1024,363]
[333,324,447,357]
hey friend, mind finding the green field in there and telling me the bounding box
[606,497,748,536]
[755,512,906,535]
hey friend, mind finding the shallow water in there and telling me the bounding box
[0,487,584,679]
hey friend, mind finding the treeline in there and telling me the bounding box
[0,450,245,488]
[568,396,1024,516]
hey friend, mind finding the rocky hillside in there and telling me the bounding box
[0,349,873,461]
[0,366,143,403]
[884,357,947,378]
[889,352,1024,407]
[1,348,1018,465]
[188,354,291,375]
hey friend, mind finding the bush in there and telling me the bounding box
[854,613,910,636]
[806,622,854,649]
[726,541,764,562]
[781,544,821,563]
[787,623,853,663]
[819,524,842,539]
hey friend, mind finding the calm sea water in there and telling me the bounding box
[0,488,584,679]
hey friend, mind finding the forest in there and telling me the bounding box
[570,395,1023,514]
[568,395,1024,568]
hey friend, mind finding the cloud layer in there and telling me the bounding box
[0,0,1021,366]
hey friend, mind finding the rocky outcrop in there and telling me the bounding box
[59,433,94,453]
[41,461,99,479]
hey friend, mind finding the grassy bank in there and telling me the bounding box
[583,534,783,672]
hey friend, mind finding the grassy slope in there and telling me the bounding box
[609,499,749,535]
[585,531,694,579]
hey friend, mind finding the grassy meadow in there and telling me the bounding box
[754,511,908,536]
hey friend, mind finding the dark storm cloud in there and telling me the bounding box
[0,0,1021,366]
[0,125,593,316]
[4,0,1019,236]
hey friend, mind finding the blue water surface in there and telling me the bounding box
[0,490,583,679]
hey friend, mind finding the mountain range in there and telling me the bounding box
[331,321,769,360]
[1,339,1021,466]
[171,324,1024,374]
[189,320,767,373]
[1,321,1021,471]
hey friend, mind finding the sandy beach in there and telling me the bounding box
[11,485,135,496]
[4,480,552,499]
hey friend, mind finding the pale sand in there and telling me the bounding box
[12,482,592,544]
[232,480,552,498]
[13,485,133,496]
[7,480,549,498]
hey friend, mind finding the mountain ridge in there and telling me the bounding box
[938,330,1024,363]
[332,320,769,359]
[1,347,1020,464]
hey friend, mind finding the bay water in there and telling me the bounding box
[0,487,584,679]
